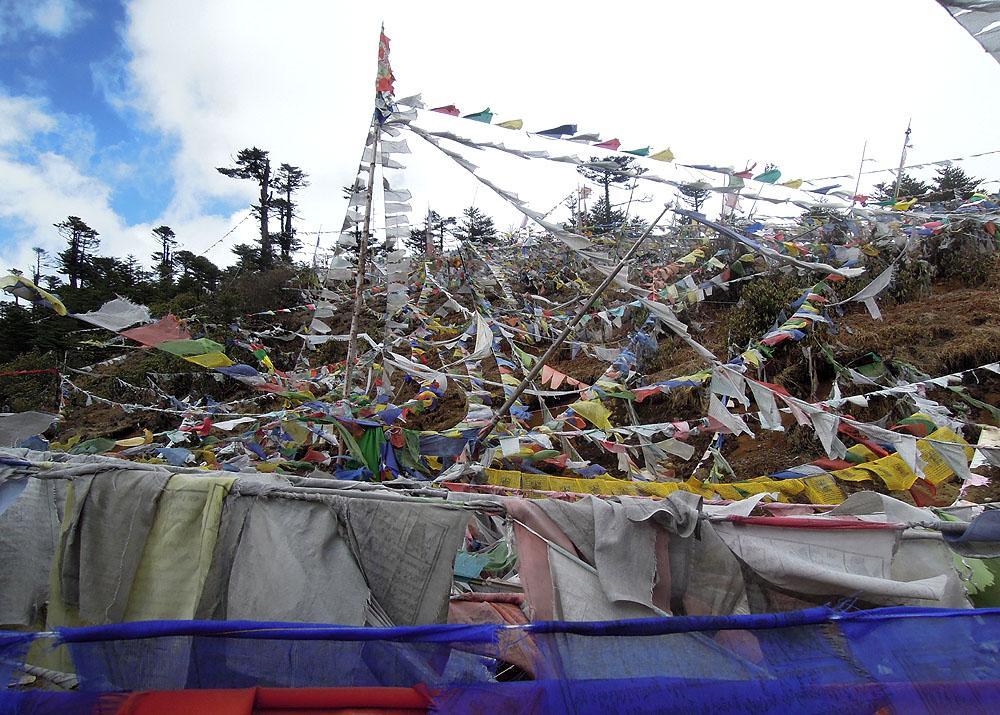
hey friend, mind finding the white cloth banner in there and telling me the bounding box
[74,298,151,332]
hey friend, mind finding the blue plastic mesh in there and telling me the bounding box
[3,607,1000,714]
[0,632,34,691]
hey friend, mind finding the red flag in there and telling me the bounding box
[431,105,461,116]
[594,138,620,150]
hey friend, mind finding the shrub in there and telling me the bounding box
[726,274,807,351]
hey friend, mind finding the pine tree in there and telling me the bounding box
[55,216,99,289]
[454,207,497,245]
[576,156,647,230]
[31,247,48,286]
[872,172,929,202]
[406,210,456,254]
[678,183,710,214]
[271,164,309,262]
[174,250,221,291]
[217,147,274,266]
[230,243,261,272]
[150,225,177,283]
[931,166,981,201]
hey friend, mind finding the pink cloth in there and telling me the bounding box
[503,498,581,621]
[121,314,191,346]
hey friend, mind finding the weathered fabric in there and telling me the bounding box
[0,478,65,626]
[503,498,581,621]
[194,494,253,620]
[333,496,468,626]
[120,314,191,346]
[122,474,234,621]
[59,467,172,623]
[74,298,151,333]
[0,412,57,448]
[713,520,948,603]
[207,497,369,624]
[830,492,973,606]
[547,545,661,620]
[536,493,701,616]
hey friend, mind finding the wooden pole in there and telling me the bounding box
[425,205,432,255]
[342,119,379,399]
[892,119,912,203]
[850,140,867,208]
[477,204,671,440]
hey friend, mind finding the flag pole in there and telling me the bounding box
[342,117,379,398]
[850,140,867,208]
[892,119,912,202]
[343,26,394,398]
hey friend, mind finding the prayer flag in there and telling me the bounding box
[594,138,621,150]
[569,399,613,430]
[184,352,235,369]
[431,105,461,116]
[497,119,523,129]
[650,148,674,162]
[754,168,782,183]
[464,108,493,123]
[624,146,650,156]
[537,124,577,137]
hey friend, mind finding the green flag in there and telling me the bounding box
[754,168,782,183]
[464,108,493,123]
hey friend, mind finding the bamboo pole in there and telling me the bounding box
[850,140,867,208]
[892,119,912,203]
[477,204,671,440]
[342,120,379,399]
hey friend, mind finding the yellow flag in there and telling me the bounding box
[894,198,918,211]
[863,455,917,491]
[801,474,846,504]
[780,179,803,189]
[115,435,148,448]
[497,119,523,130]
[184,352,234,368]
[569,399,613,430]
[740,349,762,368]
[650,148,674,162]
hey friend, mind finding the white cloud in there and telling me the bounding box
[0,89,251,277]
[114,0,1000,249]
[0,0,90,42]
[4,0,1000,286]
[0,94,56,145]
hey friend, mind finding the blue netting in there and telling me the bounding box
[0,692,115,715]
[59,621,499,692]
[0,632,34,691]
[3,607,1000,714]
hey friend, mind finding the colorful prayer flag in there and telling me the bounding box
[463,108,493,123]
[537,124,577,137]
[184,352,235,369]
[754,168,782,183]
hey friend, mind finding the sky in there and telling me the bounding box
[1,0,999,277]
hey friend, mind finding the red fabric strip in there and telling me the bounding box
[726,515,901,530]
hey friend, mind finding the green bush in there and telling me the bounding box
[933,230,997,286]
[0,351,61,413]
[726,274,807,351]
